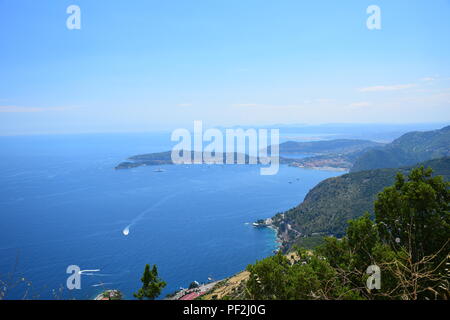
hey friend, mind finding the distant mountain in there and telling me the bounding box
[115,151,173,169]
[271,157,450,249]
[278,139,384,155]
[273,139,385,170]
[351,125,450,172]
[115,150,263,169]
[116,139,384,170]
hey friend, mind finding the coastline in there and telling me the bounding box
[164,221,281,300]
[288,164,349,172]
[266,224,283,252]
[253,218,284,252]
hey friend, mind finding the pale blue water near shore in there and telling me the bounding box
[0,133,343,299]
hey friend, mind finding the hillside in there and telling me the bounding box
[116,139,384,170]
[285,148,370,170]
[115,151,260,169]
[278,139,384,154]
[271,157,450,250]
[277,139,384,170]
[351,125,450,172]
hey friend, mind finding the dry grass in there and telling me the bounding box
[202,271,250,300]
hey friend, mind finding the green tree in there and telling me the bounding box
[246,252,291,299]
[134,264,166,300]
[244,165,449,300]
[375,167,449,265]
[374,166,449,299]
[318,215,380,299]
[346,213,380,271]
[246,250,361,300]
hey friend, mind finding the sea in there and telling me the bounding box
[0,132,343,299]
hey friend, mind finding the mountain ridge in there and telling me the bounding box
[115,138,384,170]
[351,125,450,172]
[271,157,450,251]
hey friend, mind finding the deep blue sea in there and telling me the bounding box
[0,133,343,299]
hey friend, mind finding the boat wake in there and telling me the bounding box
[122,194,177,236]
[79,269,100,276]
[92,282,113,287]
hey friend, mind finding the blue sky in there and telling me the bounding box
[0,0,449,134]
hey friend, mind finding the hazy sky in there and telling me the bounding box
[0,0,449,134]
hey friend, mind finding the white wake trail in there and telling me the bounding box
[122,194,177,236]
[79,269,101,276]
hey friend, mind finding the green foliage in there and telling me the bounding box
[278,139,383,155]
[351,125,450,172]
[374,166,450,299]
[246,250,362,300]
[246,165,449,300]
[246,253,291,300]
[375,166,450,263]
[273,157,450,245]
[292,235,326,250]
[133,264,166,300]
[346,213,380,270]
[317,237,351,269]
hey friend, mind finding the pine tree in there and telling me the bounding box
[134,264,166,300]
